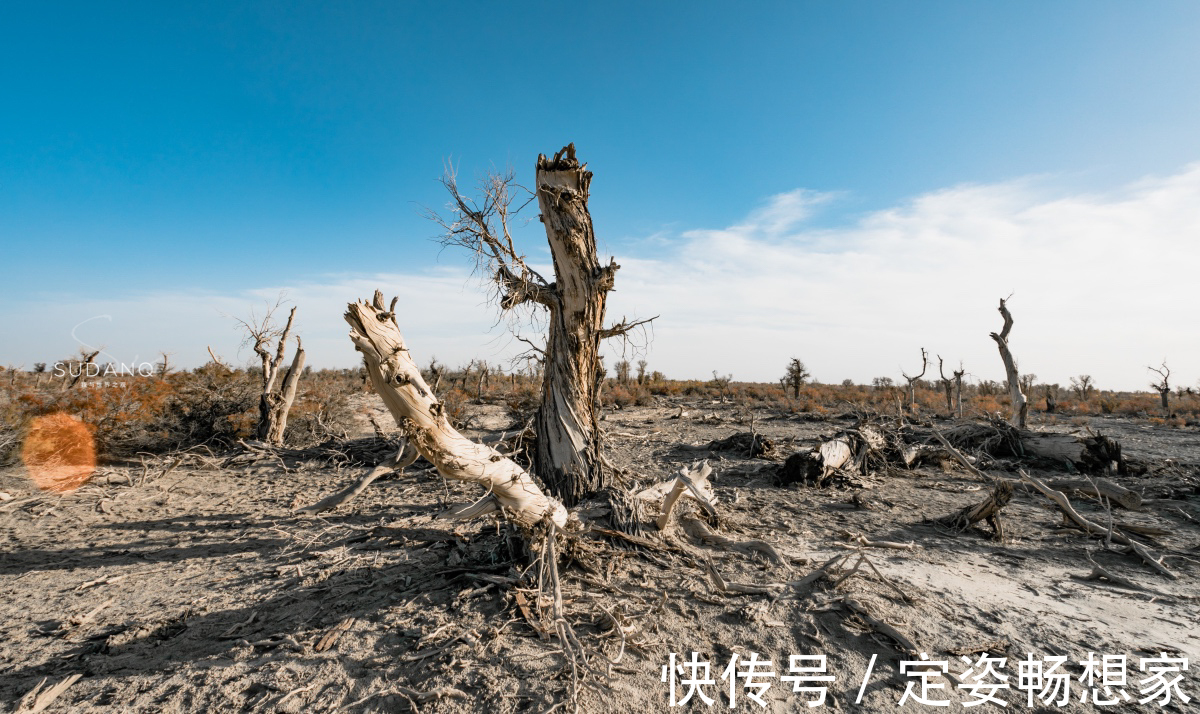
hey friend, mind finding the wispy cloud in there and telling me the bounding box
[603,164,1200,390]
[4,166,1198,390]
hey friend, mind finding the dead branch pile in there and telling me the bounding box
[705,431,774,457]
[939,418,1024,458]
[223,435,412,470]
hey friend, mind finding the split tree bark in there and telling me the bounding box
[250,306,306,446]
[990,298,1027,429]
[345,292,567,528]
[530,146,617,505]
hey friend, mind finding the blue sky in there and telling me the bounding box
[3,2,1199,389]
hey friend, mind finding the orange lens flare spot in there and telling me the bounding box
[21,412,97,492]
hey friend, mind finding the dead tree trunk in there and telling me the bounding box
[530,147,617,505]
[935,480,1013,540]
[989,298,1027,429]
[346,292,566,527]
[474,361,489,404]
[1044,384,1058,414]
[428,359,444,393]
[250,306,306,446]
[434,144,653,507]
[937,355,954,416]
[901,348,927,409]
[953,365,965,418]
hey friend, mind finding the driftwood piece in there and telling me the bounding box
[839,531,917,550]
[1072,552,1189,601]
[703,560,784,595]
[637,461,717,526]
[785,553,851,594]
[17,674,82,714]
[842,598,919,654]
[347,292,566,528]
[934,480,1014,540]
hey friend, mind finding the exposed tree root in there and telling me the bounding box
[840,598,920,655]
[295,439,418,514]
[1071,551,1191,602]
[680,515,787,567]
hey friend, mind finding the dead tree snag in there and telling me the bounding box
[1043,384,1059,414]
[243,305,306,446]
[1149,361,1171,413]
[784,357,810,398]
[901,348,927,409]
[936,355,957,417]
[989,298,1027,429]
[953,364,965,418]
[434,144,653,506]
[346,291,567,528]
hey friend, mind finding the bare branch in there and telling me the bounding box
[598,315,658,340]
[901,347,928,382]
[1149,361,1170,392]
[428,165,556,310]
[992,297,1015,343]
[206,346,230,370]
[514,334,546,357]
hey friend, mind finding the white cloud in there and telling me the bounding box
[0,269,526,375]
[4,165,1198,391]
[602,165,1200,391]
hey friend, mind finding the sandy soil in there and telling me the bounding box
[2,397,1198,713]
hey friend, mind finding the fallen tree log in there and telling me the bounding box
[940,420,1132,475]
[1020,432,1128,474]
[1047,477,1141,510]
[706,432,774,457]
[346,291,567,528]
